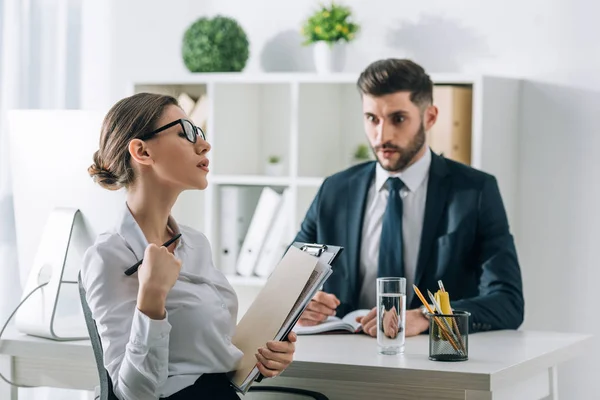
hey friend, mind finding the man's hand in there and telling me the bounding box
[404,309,429,337]
[297,291,340,326]
[356,307,377,336]
[357,308,429,337]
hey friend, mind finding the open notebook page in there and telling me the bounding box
[293,309,370,335]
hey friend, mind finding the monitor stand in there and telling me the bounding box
[15,207,90,341]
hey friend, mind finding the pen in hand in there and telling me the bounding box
[124,233,182,276]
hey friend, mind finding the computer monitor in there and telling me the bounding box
[8,110,126,340]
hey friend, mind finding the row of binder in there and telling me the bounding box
[219,186,291,278]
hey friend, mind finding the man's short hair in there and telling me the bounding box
[357,59,433,107]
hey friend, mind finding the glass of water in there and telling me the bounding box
[376,277,406,355]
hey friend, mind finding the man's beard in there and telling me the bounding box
[373,122,426,172]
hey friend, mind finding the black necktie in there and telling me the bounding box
[378,177,404,278]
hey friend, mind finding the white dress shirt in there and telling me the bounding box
[358,149,431,309]
[81,203,243,400]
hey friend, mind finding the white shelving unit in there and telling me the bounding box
[131,73,521,309]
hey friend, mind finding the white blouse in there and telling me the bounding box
[81,203,243,399]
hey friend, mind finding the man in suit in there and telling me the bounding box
[295,59,524,337]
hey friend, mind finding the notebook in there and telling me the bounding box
[293,309,371,335]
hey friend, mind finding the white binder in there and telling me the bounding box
[219,186,262,275]
[254,189,291,278]
[235,187,282,276]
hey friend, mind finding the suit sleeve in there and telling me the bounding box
[293,178,327,244]
[451,176,524,332]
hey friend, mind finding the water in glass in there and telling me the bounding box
[377,292,406,355]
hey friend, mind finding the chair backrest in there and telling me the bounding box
[77,272,118,400]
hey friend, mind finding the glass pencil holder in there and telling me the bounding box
[428,311,470,362]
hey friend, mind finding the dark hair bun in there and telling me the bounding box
[88,151,123,191]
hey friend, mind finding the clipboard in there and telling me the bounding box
[254,242,343,383]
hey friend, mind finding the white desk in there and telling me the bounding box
[0,329,592,400]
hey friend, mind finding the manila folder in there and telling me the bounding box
[230,246,319,388]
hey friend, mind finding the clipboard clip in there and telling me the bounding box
[299,243,328,257]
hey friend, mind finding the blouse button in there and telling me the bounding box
[221,303,227,309]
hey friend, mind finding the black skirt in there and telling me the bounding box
[163,373,239,399]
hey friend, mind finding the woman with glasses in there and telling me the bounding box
[81,93,296,399]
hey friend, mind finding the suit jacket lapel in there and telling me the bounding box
[347,162,376,304]
[414,152,450,290]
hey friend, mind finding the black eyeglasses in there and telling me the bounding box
[138,118,206,143]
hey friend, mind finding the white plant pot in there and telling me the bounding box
[313,41,346,73]
[265,162,284,176]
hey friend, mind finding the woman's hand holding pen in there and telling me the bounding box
[136,243,182,320]
[255,332,297,378]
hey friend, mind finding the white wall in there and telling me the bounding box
[80,0,600,398]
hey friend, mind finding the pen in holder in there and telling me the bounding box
[428,311,470,362]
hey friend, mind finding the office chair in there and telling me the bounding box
[77,272,328,400]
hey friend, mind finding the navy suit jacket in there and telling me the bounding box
[294,151,524,333]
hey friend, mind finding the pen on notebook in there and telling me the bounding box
[124,233,182,276]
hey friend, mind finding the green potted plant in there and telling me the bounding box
[352,144,371,165]
[182,16,250,72]
[300,2,359,73]
[265,155,284,176]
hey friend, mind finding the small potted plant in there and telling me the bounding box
[265,155,284,176]
[352,144,371,165]
[182,15,250,72]
[300,2,359,73]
